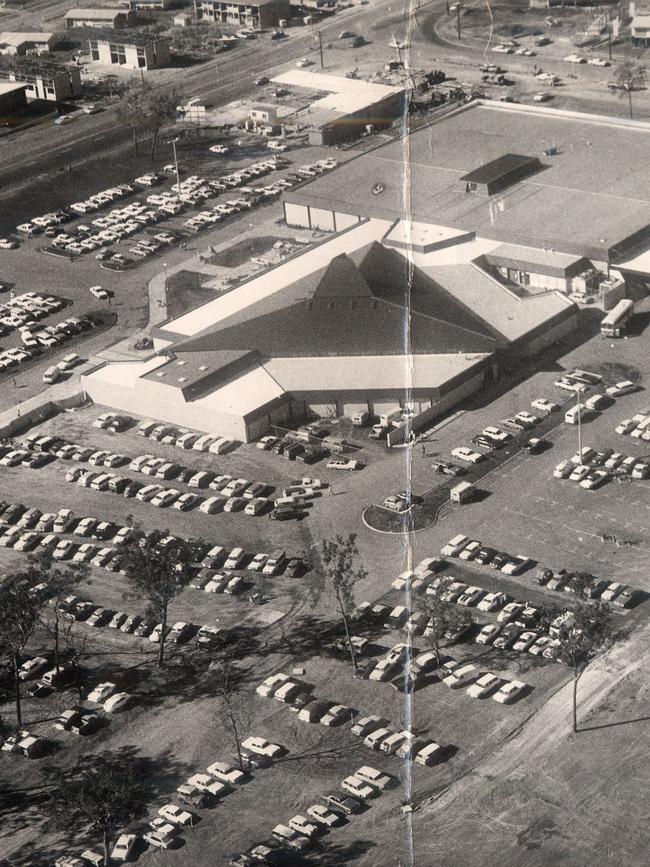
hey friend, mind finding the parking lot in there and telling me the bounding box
[1,263,650,866]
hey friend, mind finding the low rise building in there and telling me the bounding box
[64,7,135,29]
[0,80,28,113]
[1,58,82,101]
[198,0,291,29]
[0,32,56,56]
[271,70,405,146]
[631,13,650,43]
[129,0,174,9]
[88,31,171,70]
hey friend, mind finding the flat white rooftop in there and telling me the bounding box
[271,70,403,113]
[160,218,392,337]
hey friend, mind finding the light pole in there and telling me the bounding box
[171,137,181,201]
[576,389,583,459]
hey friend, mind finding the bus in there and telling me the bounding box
[600,299,634,337]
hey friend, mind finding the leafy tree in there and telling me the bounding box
[43,752,148,865]
[27,551,88,674]
[319,534,367,671]
[558,604,612,733]
[613,60,646,119]
[0,573,43,727]
[418,585,472,670]
[119,530,199,667]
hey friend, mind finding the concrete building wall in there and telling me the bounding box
[82,373,250,440]
[15,67,81,101]
[521,311,578,356]
[92,38,170,70]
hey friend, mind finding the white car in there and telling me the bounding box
[440,533,469,557]
[256,672,290,697]
[157,803,193,826]
[451,447,484,464]
[240,735,283,758]
[354,765,393,791]
[475,623,502,645]
[497,602,525,623]
[326,458,361,471]
[206,760,246,785]
[493,679,527,703]
[111,834,138,862]
[89,285,109,300]
[458,540,481,561]
[296,57,313,67]
[87,681,116,703]
[307,804,343,827]
[606,380,636,397]
[103,692,130,713]
[467,672,501,698]
[531,397,559,414]
[443,664,478,688]
[564,53,586,63]
[288,815,319,838]
[533,91,551,102]
[209,145,229,155]
[187,773,228,797]
[341,774,376,799]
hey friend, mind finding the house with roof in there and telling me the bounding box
[271,70,405,146]
[0,32,56,56]
[64,7,135,29]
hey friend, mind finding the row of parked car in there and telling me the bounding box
[554,444,650,488]
[257,670,450,761]
[135,417,238,454]
[56,734,287,862]
[615,406,650,441]
[232,757,396,864]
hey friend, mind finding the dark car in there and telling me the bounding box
[353,659,377,680]
[123,481,143,498]
[108,476,131,494]
[284,558,307,578]
[239,749,272,771]
[269,506,306,521]
[134,620,156,637]
[3,504,26,524]
[584,579,609,599]
[493,624,522,650]
[25,452,55,469]
[323,792,362,815]
[176,468,196,484]
[432,460,466,476]
[613,587,641,609]
[71,711,101,735]
[471,435,499,450]
[490,551,511,570]
[475,546,497,565]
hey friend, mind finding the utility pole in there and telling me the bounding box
[317,29,324,69]
[456,4,462,39]
[576,390,583,458]
[607,16,612,61]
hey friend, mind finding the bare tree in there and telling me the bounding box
[28,552,88,675]
[146,86,184,160]
[319,534,367,671]
[613,60,646,119]
[43,752,148,866]
[0,573,43,727]
[119,530,200,667]
[210,659,249,772]
[115,82,150,155]
[558,604,612,733]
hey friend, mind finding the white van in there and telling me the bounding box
[90,473,111,491]
[57,353,81,372]
[440,534,469,557]
[565,404,588,424]
[43,365,61,384]
[549,611,575,638]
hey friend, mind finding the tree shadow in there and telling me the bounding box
[578,714,650,732]
[310,839,377,865]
